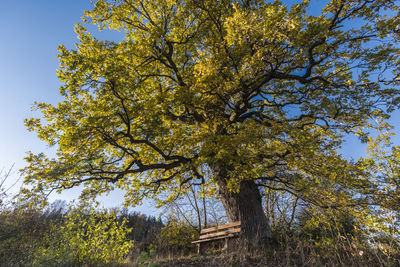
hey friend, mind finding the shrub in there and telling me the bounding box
[0,209,48,266]
[156,219,199,257]
[33,202,133,266]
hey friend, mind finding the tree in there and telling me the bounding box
[0,165,20,210]
[23,0,400,246]
[163,182,227,231]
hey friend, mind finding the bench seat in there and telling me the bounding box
[192,221,241,254]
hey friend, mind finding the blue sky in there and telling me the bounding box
[0,0,398,215]
[0,0,89,182]
[0,0,159,215]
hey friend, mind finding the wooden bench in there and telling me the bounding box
[192,221,241,255]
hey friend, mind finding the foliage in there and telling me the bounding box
[1,198,399,266]
[0,208,48,266]
[20,0,400,246]
[21,0,400,207]
[32,202,133,266]
[0,198,174,266]
[296,206,359,244]
[121,209,163,253]
[156,218,199,256]
[136,244,157,267]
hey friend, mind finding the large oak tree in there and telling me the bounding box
[23,0,400,245]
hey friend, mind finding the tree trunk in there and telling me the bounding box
[210,164,273,248]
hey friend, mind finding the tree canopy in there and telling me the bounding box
[22,0,400,244]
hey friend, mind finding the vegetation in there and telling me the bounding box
[33,202,133,266]
[3,199,398,266]
[1,0,400,265]
[156,218,199,257]
[0,200,163,266]
[21,0,400,247]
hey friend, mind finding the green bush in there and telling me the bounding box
[33,202,133,266]
[156,219,198,257]
[0,209,49,266]
[295,207,358,243]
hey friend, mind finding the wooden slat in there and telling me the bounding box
[200,221,241,234]
[200,228,241,240]
[192,234,238,244]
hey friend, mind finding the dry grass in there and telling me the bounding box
[126,234,400,267]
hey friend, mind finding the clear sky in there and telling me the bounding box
[0,0,399,215]
[0,0,159,216]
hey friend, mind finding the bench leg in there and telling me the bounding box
[197,243,203,255]
[223,238,228,253]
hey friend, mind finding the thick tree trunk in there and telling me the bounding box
[210,164,273,248]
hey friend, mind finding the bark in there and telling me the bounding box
[211,164,273,248]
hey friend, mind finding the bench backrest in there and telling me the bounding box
[199,221,241,240]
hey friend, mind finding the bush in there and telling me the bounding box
[0,208,48,266]
[295,207,358,243]
[156,219,199,257]
[33,202,133,266]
